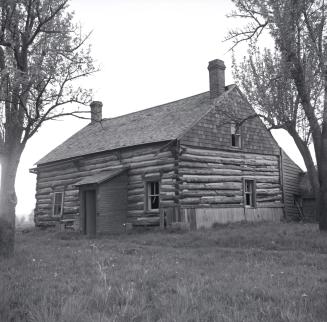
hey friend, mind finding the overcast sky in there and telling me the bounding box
[15,0,305,217]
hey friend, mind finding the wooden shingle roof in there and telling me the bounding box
[37,87,235,165]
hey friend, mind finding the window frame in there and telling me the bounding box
[52,191,64,217]
[243,179,256,208]
[231,122,241,148]
[145,180,160,212]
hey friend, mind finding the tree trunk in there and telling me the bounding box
[318,65,327,230]
[0,146,23,257]
[318,126,327,230]
[290,127,320,219]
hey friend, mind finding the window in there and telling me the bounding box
[53,192,64,216]
[146,181,160,210]
[244,180,256,207]
[231,123,241,148]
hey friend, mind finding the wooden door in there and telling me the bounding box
[85,190,96,236]
[97,173,128,234]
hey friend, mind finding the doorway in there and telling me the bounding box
[83,189,96,236]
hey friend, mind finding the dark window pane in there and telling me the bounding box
[53,192,63,216]
[54,204,62,216]
[245,181,252,193]
[147,182,160,210]
[232,134,236,146]
[244,180,255,207]
[151,195,159,209]
[246,193,251,206]
[55,193,62,204]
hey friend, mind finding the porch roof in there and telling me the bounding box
[74,167,128,186]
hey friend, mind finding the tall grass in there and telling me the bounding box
[1,222,327,321]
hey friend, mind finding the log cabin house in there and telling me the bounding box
[31,59,302,234]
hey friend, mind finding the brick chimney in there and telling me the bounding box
[90,101,102,123]
[208,59,226,99]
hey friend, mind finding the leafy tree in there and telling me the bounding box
[232,45,320,219]
[0,0,96,256]
[227,0,327,229]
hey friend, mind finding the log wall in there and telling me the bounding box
[34,142,176,228]
[177,145,283,225]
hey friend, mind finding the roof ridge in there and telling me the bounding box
[101,91,210,121]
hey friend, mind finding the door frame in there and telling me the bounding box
[79,184,98,236]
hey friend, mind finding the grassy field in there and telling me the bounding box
[1,222,327,322]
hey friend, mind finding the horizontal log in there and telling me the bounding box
[37,179,78,190]
[160,195,176,202]
[71,154,118,167]
[128,187,144,196]
[256,183,280,189]
[256,188,281,195]
[128,182,144,190]
[127,204,144,211]
[200,196,242,204]
[63,201,79,208]
[180,154,243,166]
[122,150,172,164]
[159,201,176,207]
[180,153,278,166]
[179,161,243,171]
[181,182,242,190]
[128,164,174,176]
[160,186,177,193]
[127,194,144,202]
[127,209,145,217]
[36,162,77,174]
[161,171,177,180]
[257,195,282,202]
[179,168,242,176]
[35,187,53,195]
[257,202,283,208]
[36,202,51,208]
[179,197,201,204]
[36,201,52,208]
[182,146,278,161]
[181,175,242,183]
[181,190,242,198]
[242,171,279,177]
[161,179,175,185]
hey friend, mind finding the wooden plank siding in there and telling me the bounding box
[34,142,176,228]
[193,207,283,229]
[281,150,303,220]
